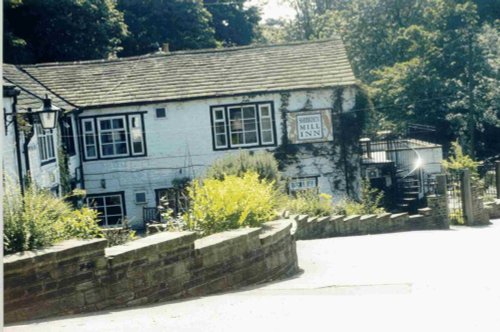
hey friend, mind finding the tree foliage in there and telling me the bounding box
[280,0,499,158]
[4,0,128,64]
[117,0,217,56]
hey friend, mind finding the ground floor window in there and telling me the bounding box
[155,188,189,216]
[288,176,319,194]
[86,192,125,227]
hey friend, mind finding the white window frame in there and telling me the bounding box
[86,193,124,227]
[289,177,318,193]
[258,103,274,145]
[228,105,259,148]
[212,107,228,149]
[82,119,98,160]
[129,115,145,156]
[35,124,56,164]
[97,116,129,158]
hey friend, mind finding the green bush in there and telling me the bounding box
[333,180,385,216]
[443,141,480,178]
[282,190,333,217]
[185,172,279,235]
[205,150,281,184]
[3,182,103,254]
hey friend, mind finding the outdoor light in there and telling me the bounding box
[35,94,61,130]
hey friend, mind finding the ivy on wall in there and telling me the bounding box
[274,87,370,199]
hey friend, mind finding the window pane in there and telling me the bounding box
[133,142,143,153]
[100,119,111,130]
[116,143,127,154]
[102,144,114,155]
[262,131,273,143]
[261,118,272,130]
[112,118,124,128]
[106,195,121,205]
[87,146,96,157]
[230,119,243,131]
[215,123,226,134]
[214,109,224,120]
[245,131,257,144]
[231,133,243,145]
[107,216,122,226]
[260,106,270,116]
[106,206,123,215]
[244,119,256,131]
[84,121,93,132]
[216,134,226,147]
[229,108,242,119]
[101,133,113,143]
[86,134,95,145]
[113,131,127,142]
[242,106,255,118]
[89,197,104,207]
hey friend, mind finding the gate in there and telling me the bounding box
[446,172,464,224]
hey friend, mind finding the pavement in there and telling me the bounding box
[5,219,500,332]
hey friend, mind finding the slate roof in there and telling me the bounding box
[3,64,73,111]
[4,38,356,109]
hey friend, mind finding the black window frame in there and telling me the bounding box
[209,101,277,151]
[155,108,167,118]
[86,191,126,227]
[79,112,147,161]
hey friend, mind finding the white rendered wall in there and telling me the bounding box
[81,87,359,228]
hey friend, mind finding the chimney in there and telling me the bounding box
[162,43,170,53]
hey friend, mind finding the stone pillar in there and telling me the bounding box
[461,169,474,226]
[496,161,500,200]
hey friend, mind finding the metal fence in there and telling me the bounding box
[478,161,499,201]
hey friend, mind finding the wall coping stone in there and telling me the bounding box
[259,220,293,245]
[4,238,107,268]
[105,231,196,258]
[360,214,376,221]
[195,227,261,254]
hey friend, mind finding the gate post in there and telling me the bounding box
[496,161,500,199]
[461,169,474,225]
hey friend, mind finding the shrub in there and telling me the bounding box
[442,141,480,178]
[101,220,136,246]
[185,172,279,235]
[3,182,103,254]
[283,190,333,217]
[333,180,385,216]
[205,150,281,184]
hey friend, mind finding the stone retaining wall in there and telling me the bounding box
[4,220,297,324]
[485,200,500,219]
[292,194,449,240]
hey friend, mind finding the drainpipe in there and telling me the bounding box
[74,108,85,189]
[22,109,34,189]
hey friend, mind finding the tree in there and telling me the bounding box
[117,0,217,56]
[204,0,261,46]
[4,0,127,64]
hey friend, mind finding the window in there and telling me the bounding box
[135,191,147,204]
[60,116,76,156]
[86,192,125,227]
[156,188,189,216]
[35,124,56,165]
[156,108,166,118]
[80,113,146,160]
[211,102,276,150]
[289,177,318,194]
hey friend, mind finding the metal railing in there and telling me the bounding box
[446,172,464,224]
[478,161,499,201]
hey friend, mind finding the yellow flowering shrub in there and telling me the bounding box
[185,172,278,235]
[283,190,334,216]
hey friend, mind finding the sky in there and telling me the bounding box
[247,0,296,21]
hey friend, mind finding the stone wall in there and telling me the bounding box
[485,199,500,219]
[471,185,490,225]
[4,220,297,324]
[292,194,449,240]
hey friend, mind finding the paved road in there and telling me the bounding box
[6,220,500,332]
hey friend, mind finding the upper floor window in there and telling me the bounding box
[35,124,56,165]
[80,113,146,161]
[211,102,276,150]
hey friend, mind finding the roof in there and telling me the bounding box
[4,38,356,109]
[3,64,73,111]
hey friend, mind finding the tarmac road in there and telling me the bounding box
[6,219,500,332]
